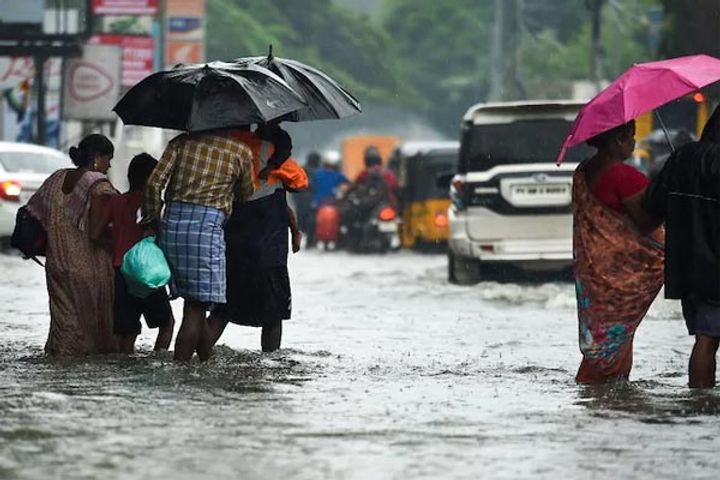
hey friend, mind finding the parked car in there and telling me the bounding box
[0,142,71,241]
[447,100,593,284]
[388,140,459,249]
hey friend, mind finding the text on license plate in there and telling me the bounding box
[511,184,569,197]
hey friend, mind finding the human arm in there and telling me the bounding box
[141,141,178,232]
[606,164,661,235]
[287,202,302,253]
[88,183,116,249]
[622,188,662,236]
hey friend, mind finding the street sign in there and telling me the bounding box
[165,0,204,67]
[63,44,121,120]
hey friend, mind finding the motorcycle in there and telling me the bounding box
[314,198,400,253]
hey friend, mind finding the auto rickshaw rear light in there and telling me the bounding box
[480,244,494,252]
[693,92,706,103]
[434,212,449,228]
[378,207,397,221]
[0,180,21,201]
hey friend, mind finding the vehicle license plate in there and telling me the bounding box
[378,222,397,233]
[511,183,569,201]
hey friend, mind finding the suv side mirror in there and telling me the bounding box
[436,172,454,189]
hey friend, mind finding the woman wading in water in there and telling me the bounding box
[572,121,664,384]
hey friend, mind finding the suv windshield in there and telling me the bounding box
[459,118,594,172]
[0,151,68,174]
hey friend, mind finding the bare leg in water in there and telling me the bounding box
[261,320,282,352]
[154,316,175,351]
[689,335,720,388]
[118,334,138,354]
[174,300,207,361]
[201,314,282,354]
[199,313,229,358]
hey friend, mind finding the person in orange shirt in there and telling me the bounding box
[203,124,308,353]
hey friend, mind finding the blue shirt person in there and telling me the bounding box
[312,165,349,206]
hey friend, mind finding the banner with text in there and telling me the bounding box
[90,35,154,87]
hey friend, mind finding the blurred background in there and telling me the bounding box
[0,0,718,187]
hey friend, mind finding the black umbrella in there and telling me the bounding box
[234,46,361,122]
[113,61,307,132]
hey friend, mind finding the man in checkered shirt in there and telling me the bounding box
[142,129,254,361]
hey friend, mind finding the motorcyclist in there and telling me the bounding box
[339,146,398,232]
[312,150,349,207]
[350,146,398,205]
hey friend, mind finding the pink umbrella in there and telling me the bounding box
[556,54,720,164]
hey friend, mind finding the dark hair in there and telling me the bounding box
[127,153,158,191]
[257,123,292,166]
[364,146,382,167]
[306,151,321,169]
[69,134,114,168]
[586,121,635,149]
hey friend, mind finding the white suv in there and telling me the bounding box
[447,101,593,284]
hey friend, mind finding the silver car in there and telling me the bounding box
[0,142,72,240]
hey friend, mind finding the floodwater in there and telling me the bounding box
[0,250,718,480]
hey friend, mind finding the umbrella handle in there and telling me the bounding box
[654,110,675,152]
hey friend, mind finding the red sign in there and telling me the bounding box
[90,35,154,87]
[92,0,158,15]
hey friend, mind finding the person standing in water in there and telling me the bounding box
[142,130,255,361]
[572,120,664,384]
[643,107,720,388]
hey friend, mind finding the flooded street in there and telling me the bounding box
[1,250,718,479]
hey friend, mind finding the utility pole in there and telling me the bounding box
[512,0,527,100]
[590,0,606,89]
[488,0,505,101]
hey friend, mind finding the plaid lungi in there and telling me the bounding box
[159,202,227,304]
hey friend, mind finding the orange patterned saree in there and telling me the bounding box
[572,165,664,384]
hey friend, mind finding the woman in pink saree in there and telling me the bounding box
[573,121,664,384]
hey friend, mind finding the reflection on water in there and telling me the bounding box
[0,252,716,479]
[578,380,720,419]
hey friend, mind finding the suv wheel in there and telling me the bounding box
[448,252,481,285]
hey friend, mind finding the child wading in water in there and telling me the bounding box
[104,154,175,353]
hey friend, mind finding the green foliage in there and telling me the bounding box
[206,0,667,135]
[659,0,720,57]
[206,0,407,105]
[382,0,495,133]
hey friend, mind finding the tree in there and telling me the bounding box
[660,0,720,58]
[383,0,495,134]
[206,0,407,105]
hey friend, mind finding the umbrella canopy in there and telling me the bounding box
[114,61,307,132]
[556,54,720,164]
[234,48,361,122]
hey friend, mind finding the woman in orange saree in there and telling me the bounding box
[573,122,664,384]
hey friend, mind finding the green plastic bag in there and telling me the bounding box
[120,236,171,299]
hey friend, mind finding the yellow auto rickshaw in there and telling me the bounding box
[389,141,459,248]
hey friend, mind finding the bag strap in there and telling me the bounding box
[29,256,44,268]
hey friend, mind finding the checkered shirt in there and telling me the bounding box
[142,132,255,224]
